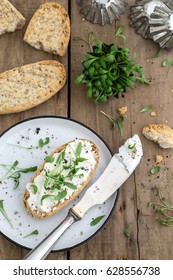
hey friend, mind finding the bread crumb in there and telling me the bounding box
[118,106,127,116]
[142,124,173,149]
[150,111,156,117]
[155,155,163,164]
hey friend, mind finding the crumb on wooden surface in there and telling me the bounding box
[155,155,163,164]
[118,106,127,116]
[150,111,156,117]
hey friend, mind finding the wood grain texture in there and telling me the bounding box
[1,0,173,260]
[70,0,173,260]
[0,0,68,260]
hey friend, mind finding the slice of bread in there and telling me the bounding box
[0,0,25,36]
[23,139,99,219]
[0,60,66,114]
[24,2,70,56]
[142,124,173,149]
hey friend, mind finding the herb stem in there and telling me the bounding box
[0,200,13,228]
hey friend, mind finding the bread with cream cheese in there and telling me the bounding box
[23,139,99,219]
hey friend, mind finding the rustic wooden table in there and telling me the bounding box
[0,0,173,260]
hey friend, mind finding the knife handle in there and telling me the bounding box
[23,210,80,260]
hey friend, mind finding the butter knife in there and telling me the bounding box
[23,134,143,260]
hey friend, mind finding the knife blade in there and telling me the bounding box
[23,134,143,260]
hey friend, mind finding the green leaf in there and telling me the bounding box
[67,167,80,178]
[128,143,136,149]
[31,184,38,194]
[150,166,161,174]
[0,200,13,228]
[23,230,39,238]
[51,183,61,190]
[114,26,126,45]
[19,166,37,173]
[90,215,105,226]
[64,182,77,190]
[38,137,50,148]
[124,224,132,237]
[140,104,152,113]
[116,116,124,137]
[56,149,66,165]
[75,157,88,165]
[41,194,53,205]
[44,177,49,189]
[162,57,173,67]
[115,25,125,35]
[83,59,97,69]
[54,190,67,201]
[75,142,82,157]
[75,74,84,85]
[13,160,19,168]
[45,156,54,163]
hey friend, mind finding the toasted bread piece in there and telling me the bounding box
[0,0,25,36]
[0,60,66,114]
[142,124,173,149]
[23,139,99,219]
[24,2,70,56]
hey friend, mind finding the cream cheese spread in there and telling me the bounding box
[26,139,97,213]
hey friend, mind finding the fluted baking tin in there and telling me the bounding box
[77,0,128,25]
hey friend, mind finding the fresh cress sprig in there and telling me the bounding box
[0,200,13,228]
[148,188,173,226]
[7,137,50,150]
[75,26,148,103]
[23,230,39,238]
[40,142,88,204]
[0,160,37,189]
[100,111,124,136]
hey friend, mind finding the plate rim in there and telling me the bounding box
[0,115,119,253]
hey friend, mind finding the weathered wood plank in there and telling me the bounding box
[0,0,68,260]
[70,0,173,260]
[69,1,139,260]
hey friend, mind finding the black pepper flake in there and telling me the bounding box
[35,128,41,134]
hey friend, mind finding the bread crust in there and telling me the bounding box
[23,139,99,219]
[0,0,25,35]
[142,124,173,148]
[0,60,66,114]
[24,2,70,56]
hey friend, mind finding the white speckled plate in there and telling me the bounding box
[0,116,118,251]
